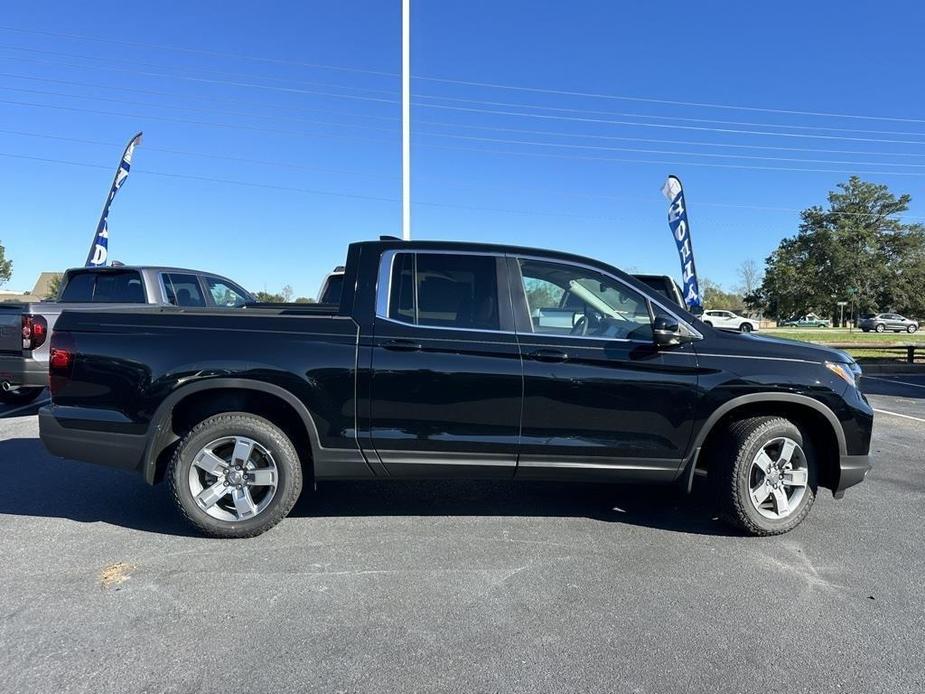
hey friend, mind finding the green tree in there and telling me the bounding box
[254,290,286,303]
[0,241,12,287]
[700,278,745,312]
[45,273,63,300]
[754,177,925,320]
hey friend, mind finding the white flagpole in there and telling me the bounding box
[401,0,411,240]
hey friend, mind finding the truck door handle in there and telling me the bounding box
[383,339,422,352]
[527,348,568,362]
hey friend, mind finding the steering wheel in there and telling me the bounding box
[570,315,588,336]
[571,312,604,336]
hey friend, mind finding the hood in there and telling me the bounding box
[700,328,855,364]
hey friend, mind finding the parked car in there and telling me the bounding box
[701,309,759,333]
[40,239,872,538]
[780,313,831,328]
[857,313,918,334]
[0,265,253,404]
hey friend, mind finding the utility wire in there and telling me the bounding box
[7,91,925,171]
[8,69,925,160]
[2,132,922,220]
[0,150,624,222]
[7,47,925,140]
[3,24,924,125]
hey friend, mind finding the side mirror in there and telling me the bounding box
[653,315,687,347]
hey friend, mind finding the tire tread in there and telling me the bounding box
[167,412,303,539]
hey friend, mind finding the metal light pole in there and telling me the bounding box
[401,0,411,240]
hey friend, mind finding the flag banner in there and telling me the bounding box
[661,174,702,311]
[85,131,143,267]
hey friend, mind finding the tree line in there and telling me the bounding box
[700,177,925,321]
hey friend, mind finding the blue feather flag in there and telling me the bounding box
[661,175,703,312]
[85,132,143,267]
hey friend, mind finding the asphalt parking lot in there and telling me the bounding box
[0,377,923,694]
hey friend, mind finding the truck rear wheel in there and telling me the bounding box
[713,416,816,536]
[167,412,303,538]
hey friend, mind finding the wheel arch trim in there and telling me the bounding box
[142,378,322,485]
[683,392,847,493]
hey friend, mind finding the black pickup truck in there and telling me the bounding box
[40,239,873,538]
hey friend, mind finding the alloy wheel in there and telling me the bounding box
[187,436,279,521]
[748,437,808,520]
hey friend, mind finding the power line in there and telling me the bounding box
[7,129,925,219]
[11,69,925,161]
[414,102,925,146]
[0,150,624,222]
[0,97,396,144]
[0,25,399,78]
[0,128,395,179]
[8,46,925,141]
[9,89,925,172]
[414,91,925,138]
[3,24,924,125]
[0,47,399,105]
[416,118,925,158]
[0,71,401,124]
[7,60,925,149]
[3,133,922,220]
[0,84,399,134]
[6,94,925,178]
[411,75,925,125]
[415,139,925,178]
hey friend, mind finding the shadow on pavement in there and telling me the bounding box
[0,436,737,538]
[0,391,50,419]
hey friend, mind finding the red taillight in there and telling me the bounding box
[22,314,48,351]
[48,332,75,398]
[49,348,73,371]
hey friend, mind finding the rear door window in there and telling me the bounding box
[162,273,206,307]
[386,253,501,331]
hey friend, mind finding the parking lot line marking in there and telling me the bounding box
[873,408,925,423]
[864,376,925,390]
[0,398,51,418]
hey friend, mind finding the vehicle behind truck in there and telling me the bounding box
[40,239,873,538]
[0,265,252,404]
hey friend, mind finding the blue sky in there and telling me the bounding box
[1,1,923,297]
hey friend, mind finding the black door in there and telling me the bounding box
[510,256,700,481]
[367,251,522,477]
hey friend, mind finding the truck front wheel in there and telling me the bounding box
[713,416,817,536]
[168,412,304,538]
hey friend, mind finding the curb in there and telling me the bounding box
[858,364,925,375]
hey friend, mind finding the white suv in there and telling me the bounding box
[702,310,759,333]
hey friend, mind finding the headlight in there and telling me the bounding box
[826,361,860,388]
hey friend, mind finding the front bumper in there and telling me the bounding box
[833,454,871,498]
[0,353,47,388]
[39,405,146,473]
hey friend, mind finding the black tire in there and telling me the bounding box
[0,387,44,405]
[168,412,304,538]
[703,321,713,328]
[712,416,817,536]
[875,323,885,333]
[908,325,918,334]
[861,328,870,333]
[739,323,752,334]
